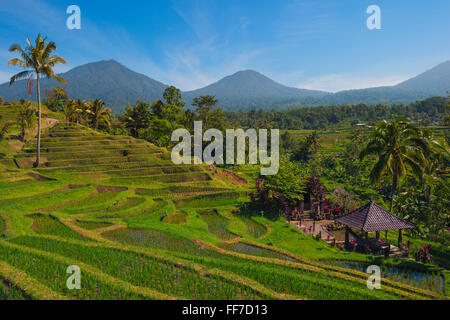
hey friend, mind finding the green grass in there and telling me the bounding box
[239,216,268,238]
[178,254,401,300]
[73,220,113,230]
[223,242,299,262]
[28,214,91,241]
[0,241,147,300]
[9,236,268,299]
[0,119,445,300]
[174,191,245,208]
[161,212,188,224]
[199,210,238,240]
[0,277,31,300]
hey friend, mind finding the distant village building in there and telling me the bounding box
[45,118,59,127]
[354,123,372,129]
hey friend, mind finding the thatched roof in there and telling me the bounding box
[335,201,415,232]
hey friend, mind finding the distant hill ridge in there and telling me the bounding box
[0,59,448,113]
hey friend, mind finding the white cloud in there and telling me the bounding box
[161,47,268,91]
[0,0,64,31]
[295,74,411,93]
[165,1,269,90]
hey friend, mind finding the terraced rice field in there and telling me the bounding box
[0,216,5,237]
[28,214,91,241]
[240,216,268,238]
[0,119,447,300]
[318,259,446,295]
[199,210,238,240]
[102,228,218,257]
[0,277,30,300]
[161,212,188,224]
[223,242,300,262]
[73,220,113,230]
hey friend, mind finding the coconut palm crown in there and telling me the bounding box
[360,119,428,212]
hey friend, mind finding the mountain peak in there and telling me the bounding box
[0,59,448,113]
[226,69,271,80]
[395,60,450,95]
[74,59,126,70]
[231,69,262,75]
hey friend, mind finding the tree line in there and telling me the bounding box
[226,96,448,130]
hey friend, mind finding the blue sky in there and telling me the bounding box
[0,0,449,92]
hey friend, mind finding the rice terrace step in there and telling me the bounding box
[0,119,446,302]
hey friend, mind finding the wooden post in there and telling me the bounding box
[313,221,316,233]
[375,231,380,240]
[384,245,390,258]
[398,229,403,247]
[345,227,349,246]
[365,232,368,239]
[385,230,388,239]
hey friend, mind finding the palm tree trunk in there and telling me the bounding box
[390,172,398,212]
[35,73,41,167]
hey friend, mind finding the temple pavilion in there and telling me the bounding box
[336,200,415,250]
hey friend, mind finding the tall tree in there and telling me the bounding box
[360,119,427,212]
[8,34,66,167]
[163,86,185,110]
[419,129,450,203]
[62,101,76,123]
[292,131,321,162]
[17,102,36,142]
[192,95,218,129]
[182,109,195,131]
[43,86,69,112]
[151,86,186,123]
[73,99,89,124]
[87,99,112,130]
[119,101,152,137]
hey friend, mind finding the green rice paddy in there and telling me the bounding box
[0,116,446,300]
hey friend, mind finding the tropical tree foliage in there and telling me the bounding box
[359,119,428,211]
[17,102,36,142]
[86,99,112,130]
[0,116,12,143]
[291,131,321,162]
[43,87,69,112]
[226,96,448,130]
[256,157,307,218]
[8,34,66,167]
[119,101,152,137]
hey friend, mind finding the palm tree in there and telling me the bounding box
[87,99,112,130]
[70,99,88,125]
[360,119,428,212]
[17,102,36,142]
[9,34,66,167]
[62,101,76,123]
[0,116,12,143]
[419,130,450,203]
